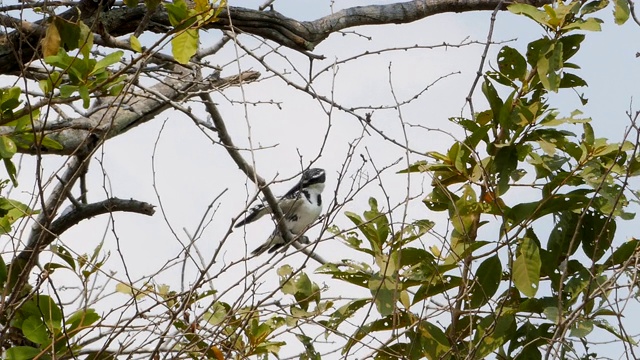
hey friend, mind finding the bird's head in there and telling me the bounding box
[301,168,326,188]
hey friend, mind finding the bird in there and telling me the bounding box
[235,168,326,255]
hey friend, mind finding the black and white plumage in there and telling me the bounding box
[235,168,326,255]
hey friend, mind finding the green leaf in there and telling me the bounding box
[497,46,527,81]
[593,318,638,344]
[22,316,51,344]
[165,0,190,27]
[130,35,142,52]
[413,275,462,304]
[570,319,594,337]
[321,298,370,332]
[5,346,40,360]
[493,145,518,195]
[559,34,585,61]
[0,136,17,158]
[93,51,124,73]
[547,211,582,264]
[344,311,413,355]
[172,28,198,64]
[581,0,609,15]
[59,84,78,98]
[419,321,451,360]
[468,254,502,308]
[513,236,541,297]
[602,239,640,268]
[278,266,318,311]
[78,85,90,109]
[473,314,515,359]
[537,42,563,92]
[613,0,630,24]
[368,273,397,316]
[482,78,503,123]
[67,308,100,333]
[561,17,603,31]
[203,302,228,326]
[4,158,17,187]
[559,73,587,88]
[526,37,553,66]
[0,254,6,287]
[508,3,550,27]
[581,210,616,261]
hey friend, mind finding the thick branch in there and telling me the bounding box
[0,0,553,74]
[0,70,260,156]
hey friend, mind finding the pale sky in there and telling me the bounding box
[1,0,639,358]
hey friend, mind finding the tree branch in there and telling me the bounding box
[0,70,260,156]
[199,92,328,265]
[0,0,553,74]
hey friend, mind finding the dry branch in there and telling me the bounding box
[0,0,553,74]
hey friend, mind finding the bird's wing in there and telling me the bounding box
[278,191,303,215]
[280,179,303,201]
[235,191,302,228]
[235,203,269,227]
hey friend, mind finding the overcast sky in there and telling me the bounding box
[1,0,639,358]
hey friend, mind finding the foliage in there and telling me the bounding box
[316,1,639,359]
[0,0,638,359]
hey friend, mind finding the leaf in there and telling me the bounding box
[419,321,451,359]
[413,275,462,304]
[22,316,51,344]
[602,239,640,268]
[4,158,17,187]
[570,319,594,337]
[93,51,124,73]
[203,302,228,326]
[537,42,563,92]
[513,236,541,297]
[493,145,518,195]
[37,295,63,329]
[0,136,17,158]
[344,311,413,355]
[613,0,630,24]
[165,0,189,27]
[0,255,6,287]
[468,254,502,308]
[5,346,40,360]
[130,35,142,52]
[559,73,587,88]
[581,210,616,261]
[79,85,90,109]
[67,308,100,333]
[561,17,603,31]
[482,78,503,123]
[559,34,585,61]
[42,23,61,57]
[497,46,527,81]
[508,3,550,27]
[473,314,515,359]
[368,273,397,316]
[321,298,370,331]
[581,0,609,15]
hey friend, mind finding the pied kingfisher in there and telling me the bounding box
[235,168,326,255]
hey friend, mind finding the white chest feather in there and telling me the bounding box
[286,185,323,235]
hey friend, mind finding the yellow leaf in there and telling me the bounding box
[194,0,210,13]
[42,24,61,57]
[171,28,198,64]
[130,35,142,52]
